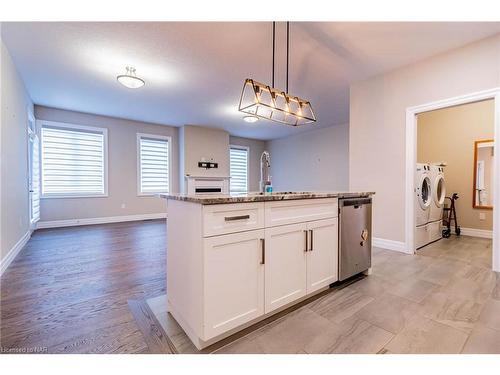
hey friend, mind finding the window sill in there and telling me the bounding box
[137,192,169,197]
[41,194,109,199]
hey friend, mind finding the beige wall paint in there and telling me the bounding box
[182,125,230,177]
[350,34,500,243]
[179,125,230,192]
[417,100,494,231]
[1,40,34,261]
[35,106,180,222]
[229,136,266,192]
[268,124,349,192]
[178,126,265,193]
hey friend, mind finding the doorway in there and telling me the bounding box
[405,88,500,272]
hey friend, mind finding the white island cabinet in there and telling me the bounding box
[203,229,265,339]
[166,194,351,349]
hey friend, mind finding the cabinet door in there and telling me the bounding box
[306,218,338,294]
[265,223,307,313]
[204,229,265,340]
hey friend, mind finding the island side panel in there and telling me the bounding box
[167,199,204,339]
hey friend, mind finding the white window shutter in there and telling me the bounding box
[139,136,169,194]
[230,147,248,193]
[41,126,106,196]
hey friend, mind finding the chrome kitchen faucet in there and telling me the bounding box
[259,151,271,193]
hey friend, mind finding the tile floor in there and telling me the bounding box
[148,236,500,354]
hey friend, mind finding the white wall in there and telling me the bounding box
[350,34,500,244]
[1,39,34,263]
[229,136,266,192]
[35,106,180,222]
[267,124,349,192]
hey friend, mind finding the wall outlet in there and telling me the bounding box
[479,212,486,220]
[121,203,126,209]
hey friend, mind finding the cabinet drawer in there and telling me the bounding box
[265,198,338,227]
[203,202,265,237]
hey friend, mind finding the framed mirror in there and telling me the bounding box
[473,139,494,209]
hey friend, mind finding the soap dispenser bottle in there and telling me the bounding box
[265,176,273,194]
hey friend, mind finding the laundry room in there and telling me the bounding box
[416,99,495,252]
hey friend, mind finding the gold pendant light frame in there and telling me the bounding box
[238,78,316,126]
[238,22,316,126]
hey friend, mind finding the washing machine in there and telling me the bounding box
[415,163,432,227]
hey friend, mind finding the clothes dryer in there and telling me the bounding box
[429,164,446,223]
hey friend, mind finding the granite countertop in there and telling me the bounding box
[158,191,375,205]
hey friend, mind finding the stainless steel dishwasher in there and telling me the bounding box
[338,197,372,281]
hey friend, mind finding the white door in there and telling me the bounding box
[265,223,307,313]
[28,115,40,228]
[203,229,265,340]
[306,218,338,294]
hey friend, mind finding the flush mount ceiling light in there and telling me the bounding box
[243,115,259,123]
[238,22,316,126]
[117,66,145,89]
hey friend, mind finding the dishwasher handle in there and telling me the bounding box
[341,198,372,207]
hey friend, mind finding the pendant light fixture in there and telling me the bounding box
[238,22,316,126]
[117,66,145,89]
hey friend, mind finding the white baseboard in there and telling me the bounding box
[36,213,167,229]
[372,237,410,254]
[1,230,32,276]
[459,227,493,239]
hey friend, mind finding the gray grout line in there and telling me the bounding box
[459,329,473,354]
[166,236,495,354]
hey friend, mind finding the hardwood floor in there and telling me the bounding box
[128,299,176,354]
[0,220,166,354]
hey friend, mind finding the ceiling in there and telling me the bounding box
[3,22,500,140]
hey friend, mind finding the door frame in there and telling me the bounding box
[26,108,39,229]
[405,87,500,272]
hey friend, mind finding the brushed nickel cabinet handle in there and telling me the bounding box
[224,214,250,222]
[304,230,309,252]
[309,229,313,251]
[260,238,265,265]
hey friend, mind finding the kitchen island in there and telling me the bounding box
[164,191,374,349]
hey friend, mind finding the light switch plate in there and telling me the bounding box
[479,212,486,220]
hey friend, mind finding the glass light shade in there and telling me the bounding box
[117,67,145,89]
[238,78,316,126]
[243,115,259,123]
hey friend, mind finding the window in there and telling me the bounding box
[230,145,249,193]
[41,121,107,198]
[138,134,170,194]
